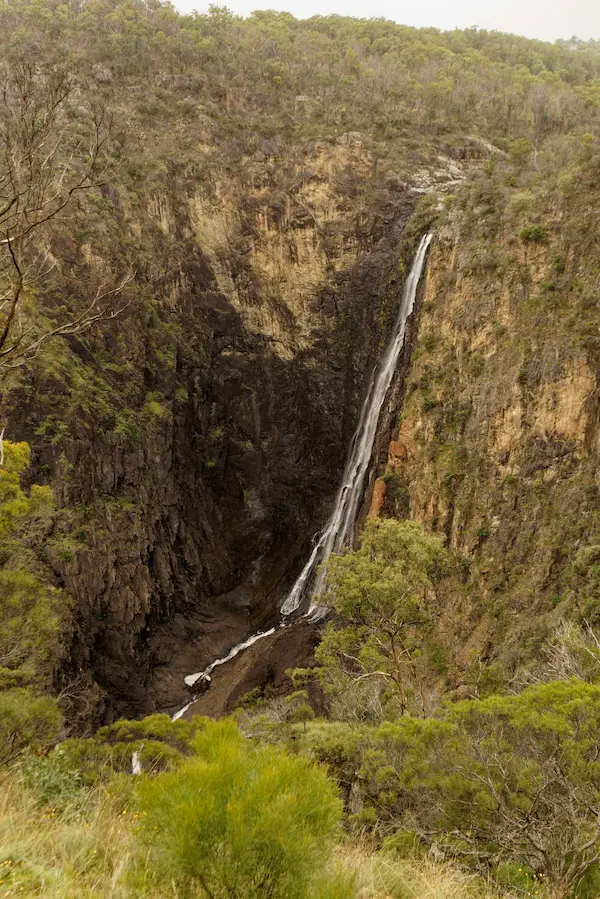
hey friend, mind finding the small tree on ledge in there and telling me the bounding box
[314,518,448,719]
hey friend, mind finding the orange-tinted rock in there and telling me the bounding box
[368,478,387,518]
[389,440,408,461]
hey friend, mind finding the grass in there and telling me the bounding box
[0,770,518,899]
[342,845,516,899]
[0,774,171,898]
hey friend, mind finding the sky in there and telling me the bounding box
[173,0,600,43]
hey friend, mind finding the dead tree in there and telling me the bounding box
[0,62,132,372]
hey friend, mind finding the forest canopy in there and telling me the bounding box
[0,0,599,157]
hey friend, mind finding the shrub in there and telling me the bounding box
[519,223,548,243]
[0,569,64,689]
[135,719,346,899]
[0,689,61,766]
[421,332,438,352]
[48,714,208,785]
[508,137,534,166]
[97,713,206,752]
[0,440,66,691]
[406,681,600,899]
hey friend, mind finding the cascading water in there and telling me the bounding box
[172,233,433,718]
[281,231,433,616]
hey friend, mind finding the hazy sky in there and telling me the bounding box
[174,0,600,43]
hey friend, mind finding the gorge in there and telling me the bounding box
[1,2,598,724]
[174,232,433,717]
[2,6,600,895]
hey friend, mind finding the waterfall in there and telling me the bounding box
[281,232,433,616]
[172,233,432,719]
[183,626,276,688]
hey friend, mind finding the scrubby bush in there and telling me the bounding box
[450,682,600,897]
[287,680,600,898]
[0,688,61,766]
[0,440,65,691]
[97,713,206,753]
[135,718,350,899]
[43,713,209,786]
[519,223,548,243]
[0,569,64,689]
[394,681,600,899]
[314,519,448,718]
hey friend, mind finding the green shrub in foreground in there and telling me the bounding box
[135,718,352,899]
[376,680,600,899]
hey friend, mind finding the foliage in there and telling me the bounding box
[135,718,348,899]
[0,61,130,370]
[429,681,600,897]
[281,680,600,897]
[0,440,53,537]
[314,519,448,718]
[0,440,31,535]
[1,0,600,157]
[0,440,68,768]
[519,223,548,243]
[0,441,65,691]
[0,568,64,689]
[352,681,600,898]
[285,689,316,731]
[41,713,209,787]
[0,688,61,766]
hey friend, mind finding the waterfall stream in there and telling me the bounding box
[281,232,433,616]
[172,232,433,719]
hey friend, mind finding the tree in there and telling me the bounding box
[0,440,65,690]
[285,689,315,732]
[135,718,351,899]
[0,688,61,766]
[404,681,600,899]
[314,519,447,719]
[0,62,131,372]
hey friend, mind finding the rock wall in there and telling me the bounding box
[373,165,600,679]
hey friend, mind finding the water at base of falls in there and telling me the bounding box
[172,233,433,721]
[184,626,277,688]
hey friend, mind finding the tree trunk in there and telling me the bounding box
[546,877,570,899]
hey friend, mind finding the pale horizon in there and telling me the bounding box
[174,0,600,44]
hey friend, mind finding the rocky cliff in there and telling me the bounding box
[372,145,600,688]
[4,119,463,721]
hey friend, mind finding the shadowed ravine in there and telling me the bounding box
[173,233,433,720]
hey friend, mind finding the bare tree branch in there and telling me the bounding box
[0,62,129,373]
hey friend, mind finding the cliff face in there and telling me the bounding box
[373,149,600,682]
[11,122,598,719]
[6,121,461,720]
